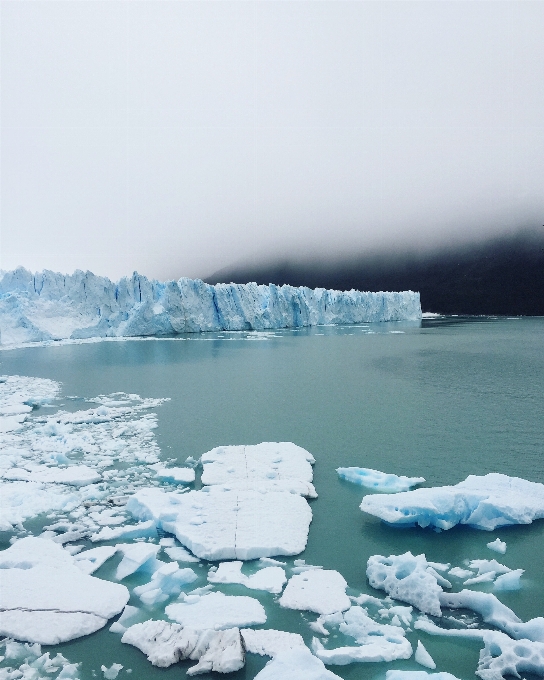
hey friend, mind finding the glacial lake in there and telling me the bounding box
[1,316,543,680]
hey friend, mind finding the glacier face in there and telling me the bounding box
[0,268,421,346]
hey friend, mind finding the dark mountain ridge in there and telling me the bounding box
[207,230,544,316]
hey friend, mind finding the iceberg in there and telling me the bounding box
[487,538,507,554]
[0,267,421,346]
[126,486,313,560]
[337,467,425,492]
[366,552,444,617]
[121,620,245,675]
[0,537,129,644]
[360,474,544,531]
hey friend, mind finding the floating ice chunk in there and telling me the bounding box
[90,520,157,543]
[121,620,245,674]
[133,562,198,606]
[208,561,286,594]
[415,641,436,669]
[367,553,443,617]
[115,543,160,580]
[0,537,129,644]
[160,537,175,546]
[73,546,118,574]
[101,663,123,679]
[386,672,461,680]
[279,569,351,615]
[109,605,141,634]
[240,629,306,657]
[154,467,195,484]
[88,508,126,526]
[312,636,412,664]
[127,487,312,560]
[477,630,544,680]
[464,572,497,586]
[469,559,511,576]
[381,606,414,626]
[494,569,524,591]
[439,590,544,642]
[337,467,425,492]
[2,465,100,486]
[448,567,474,579]
[164,545,199,562]
[487,538,507,554]
[165,592,266,630]
[311,605,412,664]
[360,473,544,531]
[254,647,343,680]
[201,442,317,498]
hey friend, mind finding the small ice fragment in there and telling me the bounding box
[415,641,436,669]
[494,569,524,591]
[154,467,195,484]
[448,567,474,579]
[101,663,123,679]
[240,629,306,657]
[463,572,496,586]
[115,543,160,580]
[164,546,199,563]
[254,647,343,679]
[259,557,286,567]
[279,569,350,615]
[165,591,266,630]
[109,606,141,634]
[337,467,425,492]
[469,559,511,576]
[159,537,175,547]
[487,538,507,554]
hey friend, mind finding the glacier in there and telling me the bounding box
[0,267,421,346]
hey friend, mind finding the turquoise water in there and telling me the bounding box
[1,317,543,679]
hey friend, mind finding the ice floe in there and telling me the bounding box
[253,647,343,680]
[122,619,245,674]
[165,591,267,630]
[279,569,351,615]
[0,267,421,346]
[337,467,425,492]
[101,663,123,679]
[127,487,313,560]
[153,466,195,484]
[240,629,306,657]
[311,605,412,664]
[201,442,317,497]
[73,545,118,574]
[0,537,129,644]
[208,560,286,594]
[386,672,460,680]
[360,473,544,531]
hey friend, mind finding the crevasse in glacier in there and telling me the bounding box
[0,267,421,345]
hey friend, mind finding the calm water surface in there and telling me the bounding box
[1,317,543,680]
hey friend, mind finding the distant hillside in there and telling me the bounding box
[207,230,544,316]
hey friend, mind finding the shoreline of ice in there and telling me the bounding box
[0,267,421,347]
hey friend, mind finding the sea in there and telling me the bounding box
[1,315,543,680]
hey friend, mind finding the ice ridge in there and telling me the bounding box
[0,268,421,346]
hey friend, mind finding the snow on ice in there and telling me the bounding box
[360,473,544,531]
[279,569,351,615]
[0,537,129,644]
[165,591,267,630]
[253,647,343,680]
[201,442,317,497]
[127,486,313,560]
[0,268,421,346]
[208,560,286,594]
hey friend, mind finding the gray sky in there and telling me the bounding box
[1,1,543,281]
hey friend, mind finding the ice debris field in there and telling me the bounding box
[0,268,421,346]
[1,374,544,680]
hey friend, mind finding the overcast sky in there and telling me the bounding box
[1,1,543,281]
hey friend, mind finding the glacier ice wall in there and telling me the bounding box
[0,268,421,346]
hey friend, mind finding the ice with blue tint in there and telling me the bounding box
[360,473,544,531]
[337,467,425,492]
[0,267,421,346]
